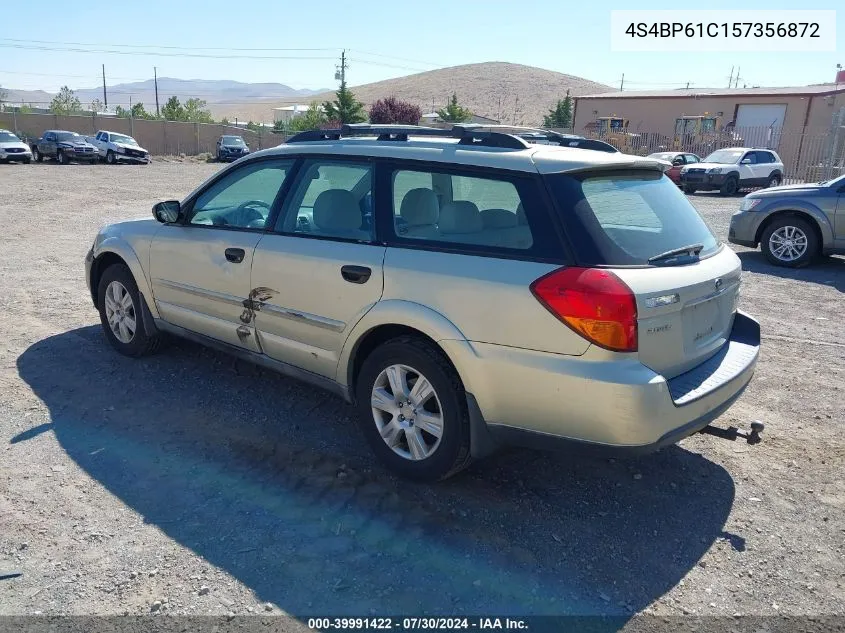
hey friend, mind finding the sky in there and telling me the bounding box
[0,0,842,97]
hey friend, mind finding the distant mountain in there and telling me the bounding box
[1,78,326,111]
[207,62,615,125]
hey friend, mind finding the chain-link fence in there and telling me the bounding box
[0,111,283,156]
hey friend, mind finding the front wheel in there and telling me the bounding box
[97,264,163,357]
[683,185,696,194]
[106,150,116,165]
[33,147,43,162]
[719,176,738,196]
[23,158,31,164]
[355,336,472,481]
[761,216,819,268]
[57,150,68,165]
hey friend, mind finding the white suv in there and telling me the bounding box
[85,124,761,481]
[679,147,784,196]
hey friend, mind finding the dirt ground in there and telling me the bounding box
[0,161,843,628]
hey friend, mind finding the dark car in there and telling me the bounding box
[31,130,98,165]
[729,174,845,267]
[646,151,702,185]
[216,135,250,162]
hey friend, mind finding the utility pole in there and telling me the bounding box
[728,66,734,89]
[154,66,160,117]
[685,81,690,89]
[334,50,348,85]
[734,67,741,89]
[620,73,625,91]
[102,64,108,109]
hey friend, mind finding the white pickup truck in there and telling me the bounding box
[85,130,150,164]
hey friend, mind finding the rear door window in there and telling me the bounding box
[545,170,720,266]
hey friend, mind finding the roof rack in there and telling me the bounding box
[284,123,617,152]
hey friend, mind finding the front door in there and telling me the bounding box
[149,158,296,352]
[737,151,757,185]
[251,158,385,379]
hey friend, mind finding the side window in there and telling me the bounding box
[391,168,534,250]
[277,159,373,241]
[685,154,699,164]
[755,151,773,164]
[188,159,294,229]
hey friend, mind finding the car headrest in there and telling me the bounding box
[481,208,518,228]
[438,201,482,234]
[400,188,439,226]
[313,189,362,232]
[516,203,528,226]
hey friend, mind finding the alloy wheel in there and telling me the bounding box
[104,280,137,344]
[768,225,808,262]
[370,363,444,461]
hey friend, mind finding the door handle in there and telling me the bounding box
[225,248,245,263]
[341,265,372,284]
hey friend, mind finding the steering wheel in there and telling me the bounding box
[230,200,271,227]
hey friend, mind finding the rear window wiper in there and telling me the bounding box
[648,243,704,266]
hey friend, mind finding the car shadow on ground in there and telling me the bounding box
[737,251,845,293]
[15,326,737,627]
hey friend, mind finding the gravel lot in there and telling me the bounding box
[0,161,843,627]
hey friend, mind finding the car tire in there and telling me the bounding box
[97,263,163,357]
[106,150,116,165]
[760,216,819,268]
[683,185,696,194]
[767,173,782,188]
[24,158,31,164]
[719,176,738,196]
[57,150,67,165]
[33,148,43,162]
[355,336,472,482]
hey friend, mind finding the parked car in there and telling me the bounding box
[729,174,845,267]
[0,129,32,164]
[85,124,760,481]
[679,147,784,196]
[31,130,98,164]
[646,151,702,185]
[216,135,250,162]
[85,130,150,164]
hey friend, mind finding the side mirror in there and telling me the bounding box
[153,200,182,224]
[740,158,752,164]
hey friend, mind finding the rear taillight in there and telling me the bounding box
[530,267,638,353]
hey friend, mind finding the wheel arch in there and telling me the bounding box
[89,239,159,318]
[754,208,831,247]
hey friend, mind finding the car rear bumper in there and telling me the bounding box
[444,310,760,452]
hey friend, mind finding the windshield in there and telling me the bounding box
[222,136,246,145]
[0,132,20,142]
[703,149,743,164]
[545,170,719,266]
[110,134,138,145]
[56,132,82,142]
[819,174,845,186]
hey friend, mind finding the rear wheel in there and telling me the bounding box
[767,173,782,188]
[761,216,818,268]
[97,264,162,357]
[355,336,471,481]
[719,176,738,196]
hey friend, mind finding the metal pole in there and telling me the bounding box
[620,74,624,91]
[129,95,134,137]
[154,67,160,118]
[102,64,108,109]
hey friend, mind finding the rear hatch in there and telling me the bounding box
[544,168,740,378]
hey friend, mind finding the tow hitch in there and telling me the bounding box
[700,421,764,445]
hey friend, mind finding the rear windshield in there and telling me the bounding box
[546,170,720,266]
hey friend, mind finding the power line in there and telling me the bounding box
[0,37,337,52]
[0,43,339,61]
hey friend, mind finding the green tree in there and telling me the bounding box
[286,101,328,132]
[246,121,261,132]
[0,85,8,111]
[322,81,366,124]
[131,102,151,119]
[89,98,105,113]
[437,93,472,123]
[50,86,82,115]
[184,97,213,123]
[542,91,573,129]
[161,96,185,121]
[115,105,129,118]
[220,117,230,126]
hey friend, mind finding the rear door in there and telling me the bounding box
[545,169,740,378]
[250,157,386,379]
